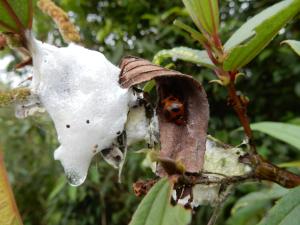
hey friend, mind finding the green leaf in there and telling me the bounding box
[227,185,288,225]
[67,186,78,202]
[0,0,33,33]
[96,19,112,43]
[287,117,300,126]
[232,185,288,213]
[143,80,155,93]
[258,186,300,225]
[278,161,300,168]
[182,0,219,35]
[282,40,300,56]
[226,200,270,225]
[47,175,66,201]
[161,6,187,21]
[153,46,214,69]
[173,20,206,45]
[223,0,300,71]
[250,122,300,151]
[129,178,191,225]
[0,151,23,225]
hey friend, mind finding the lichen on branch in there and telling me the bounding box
[0,88,31,107]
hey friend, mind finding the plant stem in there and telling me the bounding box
[240,153,300,188]
[227,81,257,152]
[204,33,300,188]
[204,34,255,151]
[227,82,252,137]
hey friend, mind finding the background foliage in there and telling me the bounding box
[0,0,300,224]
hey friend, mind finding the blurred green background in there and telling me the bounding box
[0,0,300,224]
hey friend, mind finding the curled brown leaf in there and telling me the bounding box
[119,56,209,175]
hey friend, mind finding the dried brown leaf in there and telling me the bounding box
[119,56,209,175]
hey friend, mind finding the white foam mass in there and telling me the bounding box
[191,138,252,207]
[125,106,149,146]
[27,34,132,186]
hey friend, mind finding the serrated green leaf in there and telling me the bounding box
[129,178,191,225]
[223,0,300,71]
[153,46,214,69]
[250,122,300,151]
[0,151,23,225]
[0,0,33,33]
[282,40,300,56]
[258,186,300,225]
[182,0,219,35]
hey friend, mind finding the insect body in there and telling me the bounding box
[161,96,185,125]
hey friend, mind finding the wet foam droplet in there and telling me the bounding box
[65,169,87,186]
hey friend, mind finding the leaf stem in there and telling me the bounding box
[227,81,256,152]
[205,31,256,151]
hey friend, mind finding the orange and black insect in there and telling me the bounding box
[161,96,186,126]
